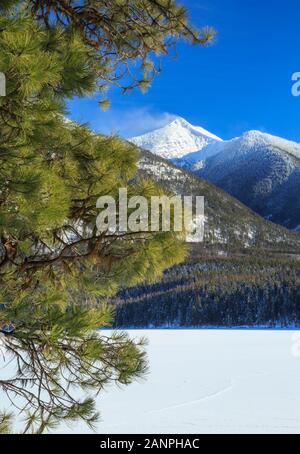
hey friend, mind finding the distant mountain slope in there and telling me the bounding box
[172,140,225,170]
[195,131,300,230]
[137,148,300,253]
[131,118,300,231]
[130,117,222,159]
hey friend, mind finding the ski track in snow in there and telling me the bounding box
[146,368,296,415]
[44,330,300,434]
[147,379,235,414]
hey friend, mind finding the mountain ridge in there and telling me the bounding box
[130,117,222,160]
[137,147,300,253]
[130,117,300,230]
[196,130,300,230]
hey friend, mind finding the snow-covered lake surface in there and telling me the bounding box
[57,330,300,434]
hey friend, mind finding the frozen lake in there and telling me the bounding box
[57,329,300,434]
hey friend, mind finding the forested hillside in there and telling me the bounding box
[113,255,300,328]
[138,149,300,252]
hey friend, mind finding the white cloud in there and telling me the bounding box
[93,107,177,138]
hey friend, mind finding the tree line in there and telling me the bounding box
[113,256,300,328]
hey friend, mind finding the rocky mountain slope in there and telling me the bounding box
[131,118,300,231]
[195,131,300,230]
[137,148,300,253]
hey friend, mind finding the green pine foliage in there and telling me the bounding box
[0,15,186,294]
[0,301,148,433]
[0,412,12,434]
[0,2,200,432]
[0,0,215,97]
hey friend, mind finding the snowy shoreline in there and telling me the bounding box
[104,326,300,331]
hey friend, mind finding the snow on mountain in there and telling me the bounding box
[172,139,225,170]
[198,130,300,175]
[130,117,222,159]
[137,148,300,251]
[175,130,300,171]
[130,116,300,231]
[195,130,300,230]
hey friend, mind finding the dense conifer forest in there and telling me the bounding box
[113,253,300,328]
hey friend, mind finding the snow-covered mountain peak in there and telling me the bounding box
[174,117,222,141]
[237,130,282,149]
[194,129,300,230]
[168,117,189,128]
[234,130,300,160]
[240,130,268,143]
[129,117,222,159]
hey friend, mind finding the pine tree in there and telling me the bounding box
[0,0,212,432]
[3,0,215,96]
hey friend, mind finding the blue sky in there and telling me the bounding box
[67,0,300,141]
